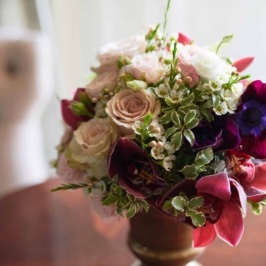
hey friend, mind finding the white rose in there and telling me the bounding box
[122,53,165,84]
[97,35,146,66]
[68,118,118,164]
[191,51,225,80]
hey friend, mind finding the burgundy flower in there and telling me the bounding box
[235,80,266,159]
[107,138,168,199]
[193,173,246,247]
[192,116,240,151]
[61,88,94,130]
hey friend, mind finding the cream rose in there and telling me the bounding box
[97,35,146,66]
[106,89,160,133]
[86,70,118,99]
[68,118,118,164]
[122,53,164,84]
[191,51,225,80]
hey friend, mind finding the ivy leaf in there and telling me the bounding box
[180,93,194,106]
[171,131,183,151]
[163,199,173,211]
[187,196,204,209]
[201,108,214,122]
[165,126,179,139]
[162,106,175,113]
[160,112,172,124]
[126,203,137,218]
[183,129,195,146]
[212,94,220,108]
[139,200,149,212]
[195,147,213,166]
[186,210,206,227]
[171,111,182,127]
[185,118,199,129]
[165,97,175,106]
[172,196,187,212]
[176,109,186,120]
[184,110,197,125]
[179,164,199,179]
[203,100,213,109]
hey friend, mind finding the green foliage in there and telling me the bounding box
[101,182,149,218]
[163,0,172,39]
[179,147,214,179]
[51,183,91,192]
[216,34,234,54]
[164,193,206,227]
[248,200,266,215]
[117,55,131,69]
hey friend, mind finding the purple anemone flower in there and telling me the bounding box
[108,138,168,199]
[192,117,240,151]
[235,80,266,159]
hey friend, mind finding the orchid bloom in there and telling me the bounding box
[193,172,246,247]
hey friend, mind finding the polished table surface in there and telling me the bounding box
[0,178,266,266]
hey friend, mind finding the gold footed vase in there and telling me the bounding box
[128,207,205,266]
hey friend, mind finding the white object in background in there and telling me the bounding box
[0,29,53,197]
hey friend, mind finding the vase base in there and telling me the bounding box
[131,260,202,266]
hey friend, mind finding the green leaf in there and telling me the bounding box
[165,126,179,139]
[127,193,135,202]
[179,164,199,179]
[216,34,234,54]
[186,210,206,227]
[176,109,186,119]
[180,93,194,106]
[171,131,183,151]
[143,113,153,126]
[183,129,195,146]
[165,97,175,106]
[203,100,213,109]
[184,110,197,125]
[187,196,204,209]
[162,106,175,113]
[212,94,220,108]
[195,147,213,166]
[201,108,214,122]
[185,118,199,129]
[147,23,160,41]
[51,183,91,192]
[171,111,182,127]
[126,203,137,218]
[160,112,172,124]
[225,57,233,65]
[163,199,173,211]
[172,196,187,212]
[139,200,149,212]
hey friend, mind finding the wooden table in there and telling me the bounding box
[0,179,265,266]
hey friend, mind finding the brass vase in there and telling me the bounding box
[128,207,205,266]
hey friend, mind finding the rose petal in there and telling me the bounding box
[233,57,254,72]
[214,201,244,247]
[193,221,216,247]
[196,173,231,201]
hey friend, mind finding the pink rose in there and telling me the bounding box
[86,70,118,99]
[106,89,160,134]
[57,153,87,183]
[97,35,146,66]
[177,45,203,88]
[122,53,164,84]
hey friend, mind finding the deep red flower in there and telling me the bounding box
[108,138,168,199]
[61,88,94,130]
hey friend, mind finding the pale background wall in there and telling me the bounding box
[0,0,266,196]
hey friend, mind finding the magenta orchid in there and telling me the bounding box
[193,173,246,247]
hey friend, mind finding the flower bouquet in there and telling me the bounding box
[52,0,266,259]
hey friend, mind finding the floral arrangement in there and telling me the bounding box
[52,0,266,248]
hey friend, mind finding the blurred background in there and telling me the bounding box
[0,0,266,197]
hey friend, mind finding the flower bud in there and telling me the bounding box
[157,141,163,148]
[126,80,148,91]
[185,76,192,83]
[149,141,157,147]
[71,102,90,116]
